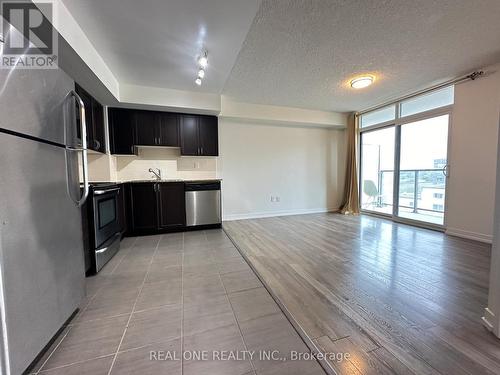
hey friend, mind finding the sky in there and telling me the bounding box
[362,114,449,172]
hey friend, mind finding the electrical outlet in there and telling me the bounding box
[270,196,275,202]
[276,196,280,202]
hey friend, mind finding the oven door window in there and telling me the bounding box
[98,197,117,229]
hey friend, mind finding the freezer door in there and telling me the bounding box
[0,134,86,375]
[0,17,76,145]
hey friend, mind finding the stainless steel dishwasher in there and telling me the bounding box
[185,181,222,227]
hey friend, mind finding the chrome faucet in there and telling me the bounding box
[148,168,162,180]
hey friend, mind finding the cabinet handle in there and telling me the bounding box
[131,145,134,154]
[200,146,203,155]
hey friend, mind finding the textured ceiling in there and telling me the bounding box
[223,0,500,112]
[61,0,261,93]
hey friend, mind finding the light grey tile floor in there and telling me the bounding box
[31,230,325,375]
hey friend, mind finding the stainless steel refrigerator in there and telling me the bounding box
[0,21,89,375]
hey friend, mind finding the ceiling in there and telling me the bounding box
[61,0,261,93]
[223,0,500,112]
[62,0,500,112]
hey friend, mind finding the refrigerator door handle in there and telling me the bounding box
[66,90,89,207]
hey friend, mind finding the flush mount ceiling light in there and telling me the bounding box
[195,78,202,86]
[350,76,374,89]
[198,69,205,79]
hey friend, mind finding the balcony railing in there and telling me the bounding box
[364,168,446,215]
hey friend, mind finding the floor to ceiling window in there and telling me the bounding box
[359,86,454,227]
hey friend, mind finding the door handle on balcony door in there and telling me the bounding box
[442,164,449,177]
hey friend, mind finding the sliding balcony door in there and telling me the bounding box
[359,86,454,229]
[360,127,395,215]
[396,115,449,225]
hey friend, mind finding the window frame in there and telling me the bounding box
[358,86,454,230]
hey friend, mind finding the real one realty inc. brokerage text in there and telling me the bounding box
[150,350,351,362]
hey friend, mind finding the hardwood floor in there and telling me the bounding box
[223,213,500,375]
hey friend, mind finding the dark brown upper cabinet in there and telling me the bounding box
[180,114,218,156]
[108,108,137,155]
[199,115,218,156]
[180,115,199,156]
[135,110,180,147]
[75,83,105,153]
[91,99,105,153]
[135,110,160,146]
[159,112,180,147]
[108,108,216,156]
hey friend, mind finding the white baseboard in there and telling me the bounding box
[223,207,339,222]
[481,307,498,336]
[445,227,493,244]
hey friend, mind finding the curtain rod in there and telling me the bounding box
[356,70,484,116]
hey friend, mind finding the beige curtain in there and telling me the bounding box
[339,113,360,215]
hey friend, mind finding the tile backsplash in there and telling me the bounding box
[86,147,217,182]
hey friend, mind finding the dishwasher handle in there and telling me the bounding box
[185,182,220,191]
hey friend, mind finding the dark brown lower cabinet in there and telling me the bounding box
[127,182,185,234]
[117,184,128,235]
[158,182,185,229]
[129,183,158,232]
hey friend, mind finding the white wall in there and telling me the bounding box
[119,84,221,115]
[219,119,346,220]
[220,96,347,128]
[35,0,120,99]
[87,153,117,182]
[483,114,500,336]
[446,64,500,243]
[85,148,217,182]
[115,148,217,181]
